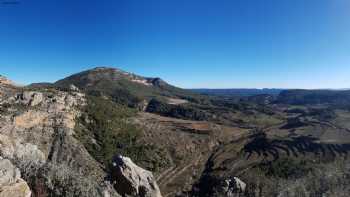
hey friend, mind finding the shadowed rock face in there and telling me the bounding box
[110,155,162,197]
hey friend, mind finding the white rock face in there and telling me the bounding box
[69,84,80,92]
[0,157,31,197]
[18,91,43,106]
[0,158,20,187]
[232,177,246,192]
[110,155,162,197]
[0,134,45,165]
[222,177,246,197]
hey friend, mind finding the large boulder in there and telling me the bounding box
[110,155,162,197]
[69,84,80,92]
[219,177,246,197]
[0,157,31,197]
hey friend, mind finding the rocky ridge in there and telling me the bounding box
[0,78,163,197]
[0,75,15,86]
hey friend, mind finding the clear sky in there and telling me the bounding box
[1,0,349,89]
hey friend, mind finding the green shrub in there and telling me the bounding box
[75,96,169,172]
[258,158,312,179]
[146,98,209,121]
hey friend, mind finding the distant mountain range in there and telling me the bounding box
[190,88,284,96]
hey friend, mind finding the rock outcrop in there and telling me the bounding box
[110,155,162,197]
[0,86,122,197]
[0,76,15,86]
[69,84,80,92]
[0,134,45,165]
[0,157,31,197]
[18,91,44,106]
[193,175,247,197]
[221,177,246,197]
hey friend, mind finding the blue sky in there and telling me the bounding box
[0,0,349,89]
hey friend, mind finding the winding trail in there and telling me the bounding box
[156,166,176,182]
[160,155,203,196]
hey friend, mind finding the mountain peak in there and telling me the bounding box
[91,66,117,71]
[91,66,129,74]
[53,66,199,107]
[148,77,168,87]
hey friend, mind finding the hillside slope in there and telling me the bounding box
[277,89,350,106]
[54,67,205,107]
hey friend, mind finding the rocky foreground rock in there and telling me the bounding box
[110,155,162,197]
